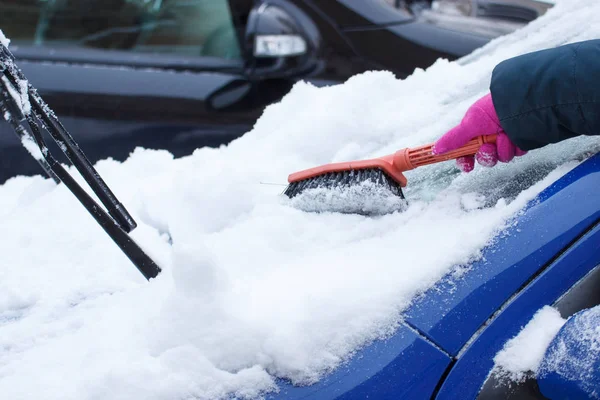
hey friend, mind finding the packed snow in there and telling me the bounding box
[1,1,600,399]
[289,179,407,216]
[492,306,566,382]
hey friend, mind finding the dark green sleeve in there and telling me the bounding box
[490,40,600,151]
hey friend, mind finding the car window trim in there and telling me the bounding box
[228,0,254,59]
[10,46,246,73]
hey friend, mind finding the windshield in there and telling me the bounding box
[0,0,242,60]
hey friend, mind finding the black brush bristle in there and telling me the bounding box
[283,168,405,199]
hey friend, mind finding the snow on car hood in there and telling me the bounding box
[1,1,600,399]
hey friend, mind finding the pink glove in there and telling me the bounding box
[432,93,526,172]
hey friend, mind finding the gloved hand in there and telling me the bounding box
[432,93,526,172]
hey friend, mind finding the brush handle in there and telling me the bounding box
[394,134,498,171]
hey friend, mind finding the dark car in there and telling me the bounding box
[0,0,552,182]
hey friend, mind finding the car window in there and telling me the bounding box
[0,0,241,60]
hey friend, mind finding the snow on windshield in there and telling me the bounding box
[1,1,600,399]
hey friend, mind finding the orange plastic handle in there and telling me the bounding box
[393,134,498,171]
[287,134,498,188]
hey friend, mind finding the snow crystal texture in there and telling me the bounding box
[538,306,600,399]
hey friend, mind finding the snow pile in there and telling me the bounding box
[493,306,566,382]
[0,30,9,47]
[1,1,600,399]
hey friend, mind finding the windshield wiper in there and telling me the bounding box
[0,41,161,280]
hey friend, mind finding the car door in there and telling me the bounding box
[0,0,266,182]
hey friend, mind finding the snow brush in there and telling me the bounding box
[284,134,497,215]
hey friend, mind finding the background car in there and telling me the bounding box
[0,0,553,182]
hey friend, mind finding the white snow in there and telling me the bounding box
[0,29,30,117]
[540,306,600,397]
[493,306,566,382]
[1,1,600,399]
[288,179,408,215]
[1,76,31,118]
[0,29,10,47]
[20,133,44,160]
[17,79,31,115]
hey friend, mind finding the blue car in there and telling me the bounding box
[4,39,598,400]
[266,152,600,399]
[2,5,598,399]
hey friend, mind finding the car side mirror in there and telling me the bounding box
[254,34,307,58]
[537,307,600,399]
[245,0,321,79]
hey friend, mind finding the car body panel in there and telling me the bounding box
[18,59,239,102]
[10,46,246,72]
[404,153,600,356]
[265,153,600,399]
[267,323,451,400]
[437,224,600,399]
[342,21,490,78]
[308,0,414,27]
[0,58,265,182]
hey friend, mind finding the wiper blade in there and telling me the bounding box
[0,40,161,280]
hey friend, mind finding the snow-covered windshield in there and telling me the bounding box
[1,1,599,399]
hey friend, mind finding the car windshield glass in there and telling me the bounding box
[0,0,241,60]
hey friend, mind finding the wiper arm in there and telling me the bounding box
[0,41,161,280]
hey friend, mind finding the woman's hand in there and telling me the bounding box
[433,93,526,172]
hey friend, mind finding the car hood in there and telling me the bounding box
[268,321,451,399]
[269,152,600,399]
[404,152,600,356]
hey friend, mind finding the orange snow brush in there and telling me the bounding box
[284,135,497,215]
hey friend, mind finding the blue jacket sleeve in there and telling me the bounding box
[490,40,600,151]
